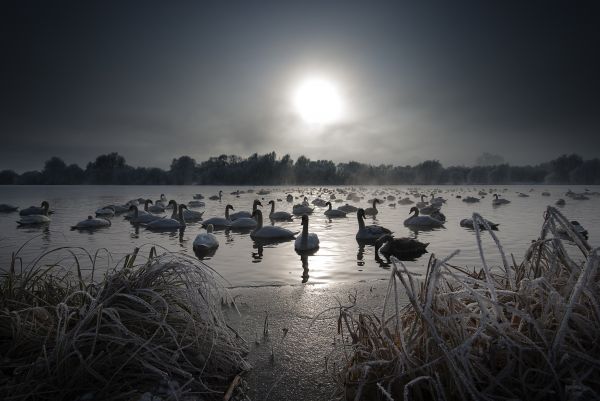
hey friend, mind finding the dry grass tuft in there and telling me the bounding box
[332,207,600,400]
[0,246,249,401]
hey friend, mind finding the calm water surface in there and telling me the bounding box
[1,185,598,287]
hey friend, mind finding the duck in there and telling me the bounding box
[146,202,187,230]
[193,224,219,255]
[268,200,293,221]
[295,215,320,252]
[208,190,223,201]
[492,194,510,206]
[250,209,296,240]
[324,201,347,218]
[128,205,162,224]
[71,216,111,230]
[404,207,444,228]
[375,234,428,260]
[355,208,392,242]
[202,204,234,228]
[230,199,262,221]
[460,218,499,230]
[364,199,381,216]
[338,203,358,213]
[286,194,294,202]
[0,204,19,213]
[19,201,51,216]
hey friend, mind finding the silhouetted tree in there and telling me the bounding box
[546,154,584,183]
[170,156,196,185]
[0,169,19,184]
[42,157,67,184]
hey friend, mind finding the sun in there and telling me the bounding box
[293,77,343,125]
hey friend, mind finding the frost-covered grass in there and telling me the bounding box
[0,245,249,401]
[332,207,600,400]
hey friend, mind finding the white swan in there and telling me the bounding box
[419,204,440,215]
[324,202,346,218]
[202,204,234,228]
[146,202,187,230]
[155,194,168,208]
[375,234,428,260]
[182,208,204,222]
[338,203,358,213]
[95,206,115,217]
[268,200,293,221]
[295,215,320,252]
[416,195,428,209]
[208,190,223,201]
[355,208,391,242]
[251,210,296,240]
[230,212,258,229]
[17,202,51,225]
[492,194,510,206]
[71,216,111,230]
[460,218,499,230]
[188,200,205,208]
[0,204,19,213]
[148,200,165,213]
[293,198,314,215]
[128,205,162,224]
[462,196,480,203]
[364,199,381,216]
[19,201,51,216]
[230,199,262,221]
[193,224,219,253]
[404,207,444,228]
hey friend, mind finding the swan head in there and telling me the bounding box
[254,200,262,207]
[409,206,419,215]
[268,200,275,205]
[41,201,49,209]
[226,204,234,211]
[357,208,365,218]
[168,200,177,207]
[87,215,93,220]
[325,201,331,207]
[145,199,153,205]
[179,204,188,212]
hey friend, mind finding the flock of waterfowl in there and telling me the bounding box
[0,186,595,262]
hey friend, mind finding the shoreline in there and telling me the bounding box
[224,278,403,401]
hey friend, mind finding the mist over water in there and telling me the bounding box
[1,185,598,287]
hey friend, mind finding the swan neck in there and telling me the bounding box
[270,202,275,214]
[256,212,263,229]
[358,212,365,230]
[302,219,308,238]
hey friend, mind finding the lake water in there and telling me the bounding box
[0,185,598,287]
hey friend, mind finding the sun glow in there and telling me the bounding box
[293,77,343,125]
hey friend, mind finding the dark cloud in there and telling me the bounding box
[1,0,599,172]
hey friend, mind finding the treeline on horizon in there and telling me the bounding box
[0,152,599,186]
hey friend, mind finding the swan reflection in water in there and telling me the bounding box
[295,245,319,283]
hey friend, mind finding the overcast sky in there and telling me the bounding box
[1,0,599,172]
